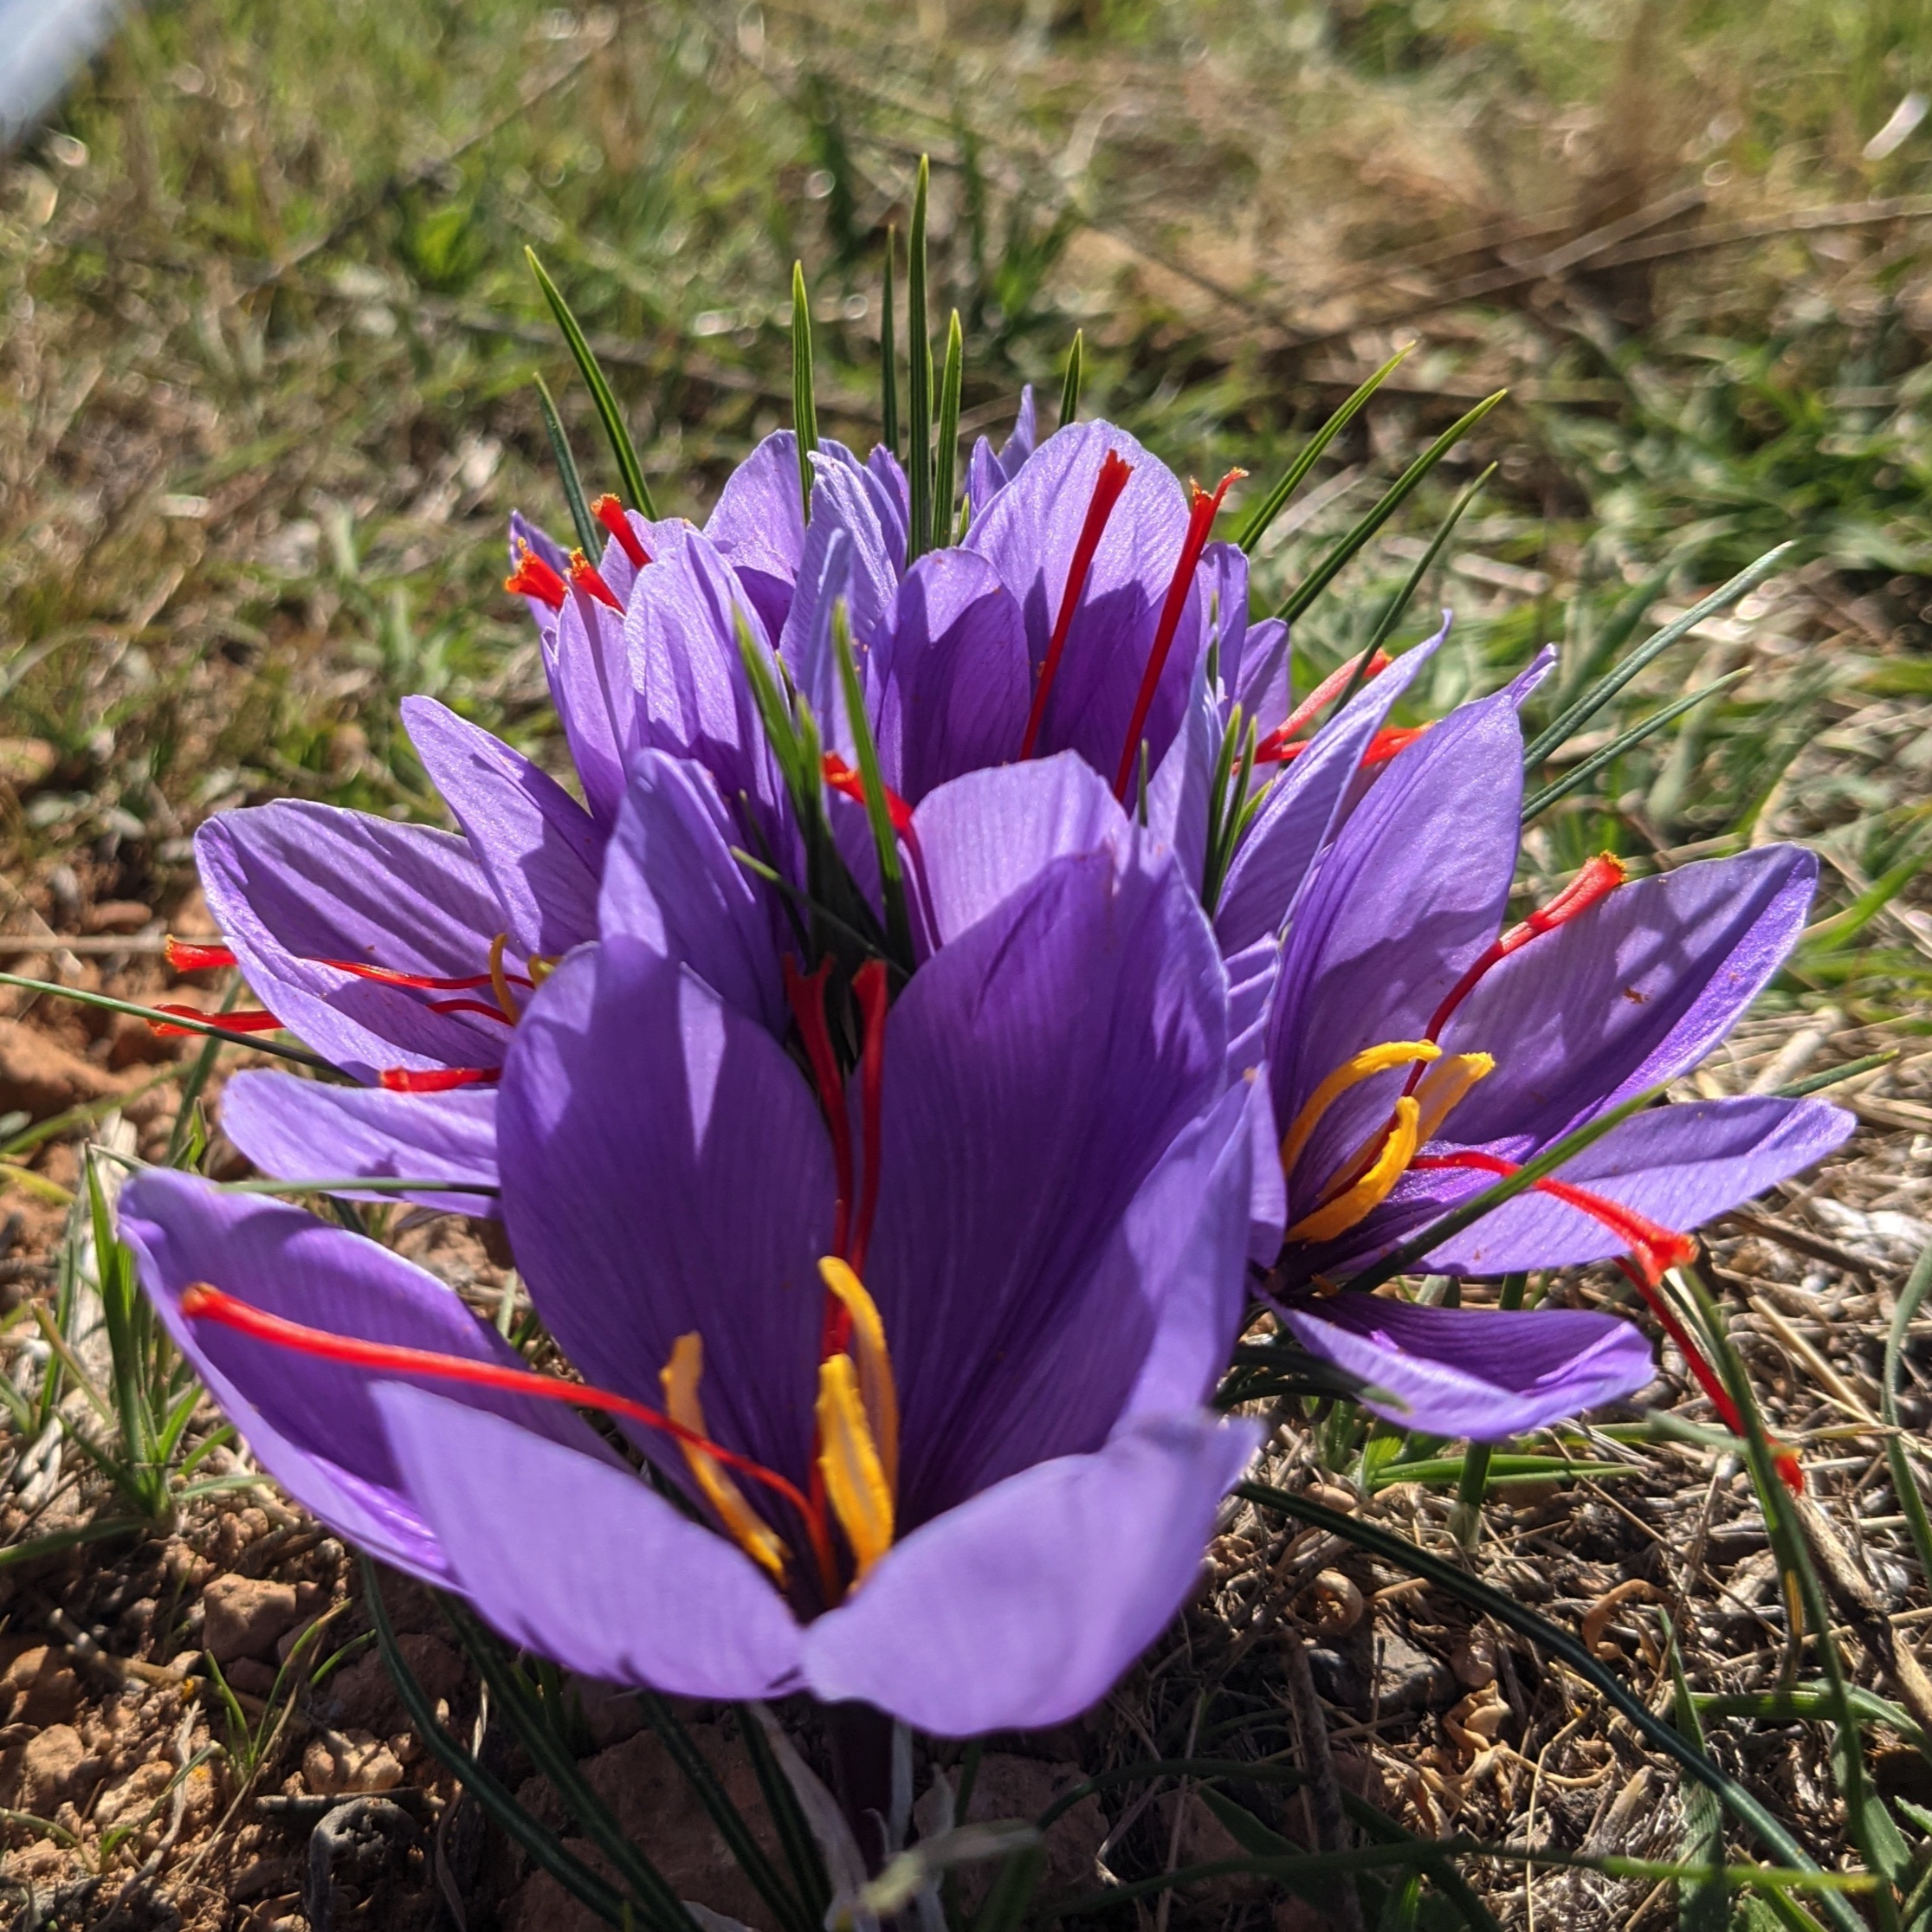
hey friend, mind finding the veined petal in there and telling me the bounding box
[1281,1297,1654,1439]
[377,1386,805,1699]
[802,1414,1257,1736]
[220,1073,500,1214]
[704,430,806,642]
[403,696,604,960]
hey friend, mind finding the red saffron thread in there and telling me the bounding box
[149,1006,284,1038]
[1419,854,1626,1053]
[165,939,236,972]
[378,1066,501,1093]
[1019,450,1134,759]
[783,960,852,1263]
[849,958,890,1280]
[1253,649,1394,763]
[1112,469,1244,799]
[506,546,567,611]
[567,550,624,612]
[593,495,650,570]
[823,754,914,836]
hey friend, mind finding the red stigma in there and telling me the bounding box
[378,1066,501,1093]
[1113,468,1244,799]
[506,546,567,611]
[176,1282,836,1567]
[149,1006,283,1038]
[318,958,528,994]
[1420,855,1626,1050]
[849,958,890,1279]
[822,753,914,836]
[424,998,516,1024]
[1253,650,1394,764]
[567,550,624,611]
[165,938,236,973]
[784,960,853,1262]
[593,496,650,570]
[1020,450,1134,760]
[1361,725,1427,767]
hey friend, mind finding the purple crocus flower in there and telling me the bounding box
[1244,678,1853,1438]
[123,760,1259,1736]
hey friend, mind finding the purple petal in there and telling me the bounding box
[998,386,1037,478]
[403,697,604,959]
[779,451,900,683]
[120,1171,605,1582]
[1233,619,1291,739]
[965,437,1005,518]
[1281,1296,1654,1438]
[874,551,1030,802]
[1145,657,1215,893]
[803,1414,1257,1735]
[1441,846,1818,1147]
[546,597,630,830]
[375,1386,805,1699]
[196,804,515,1081]
[1265,685,1525,1205]
[906,753,1133,954]
[1215,627,1442,957]
[705,430,806,641]
[862,838,1227,1517]
[220,1072,500,1214]
[1420,1095,1855,1275]
[598,751,785,1034]
[499,941,833,1487]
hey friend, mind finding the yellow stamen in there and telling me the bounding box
[817,1354,895,1581]
[1279,1040,1438,1177]
[488,932,521,1023]
[1286,1098,1421,1244]
[1412,1050,1496,1145]
[659,1333,789,1585]
[527,953,559,987]
[817,1257,899,1491]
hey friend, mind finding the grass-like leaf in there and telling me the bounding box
[792,260,819,521]
[1237,347,1411,558]
[0,972,334,1072]
[1276,391,1507,623]
[1058,327,1082,429]
[830,603,914,969]
[906,158,933,564]
[1521,669,1747,822]
[1449,1270,1525,1546]
[534,374,601,558]
[526,247,657,520]
[1522,544,1790,767]
[933,308,964,552]
[880,225,899,460]
[1884,1241,1932,1617]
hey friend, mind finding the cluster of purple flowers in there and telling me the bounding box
[126,396,1850,1735]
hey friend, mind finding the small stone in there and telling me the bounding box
[16,1724,97,1811]
[1371,1630,1454,1714]
[1153,1789,1267,1902]
[1,1646,79,1728]
[1305,1646,1361,1708]
[3,1838,66,1884]
[203,1575,302,1664]
[92,1758,174,1831]
[324,1633,463,1737]
[302,1728,404,1796]
[223,1657,280,1699]
[0,1019,124,1120]
[0,740,57,792]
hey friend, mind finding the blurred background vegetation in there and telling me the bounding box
[3,0,1932,1022]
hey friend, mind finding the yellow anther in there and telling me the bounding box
[1286,1097,1421,1245]
[817,1257,899,1491]
[817,1354,895,1582]
[488,932,521,1023]
[527,953,559,988]
[1412,1051,1495,1145]
[1279,1040,1438,1177]
[659,1333,789,1585]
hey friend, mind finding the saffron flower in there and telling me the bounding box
[1252,679,1853,1437]
[124,765,1259,1735]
